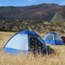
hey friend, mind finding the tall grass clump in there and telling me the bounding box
[0,50,65,65]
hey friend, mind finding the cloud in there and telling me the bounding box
[60,0,65,5]
[46,2,49,4]
[28,0,32,3]
[28,0,36,3]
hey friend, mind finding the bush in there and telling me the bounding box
[56,22,62,27]
[39,20,43,23]
[0,28,12,32]
[60,30,64,33]
[50,28,56,31]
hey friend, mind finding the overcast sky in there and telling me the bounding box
[0,0,65,6]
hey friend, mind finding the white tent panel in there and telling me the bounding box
[5,34,28,50]
[44,34,54,40]
[54,35,62,40]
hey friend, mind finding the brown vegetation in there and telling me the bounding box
[0,19,65,36]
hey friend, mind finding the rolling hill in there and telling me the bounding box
[51,10,65,22]
[0,3,65,21]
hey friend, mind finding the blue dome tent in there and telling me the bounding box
[43,32,64,45]
[3,30,48,55]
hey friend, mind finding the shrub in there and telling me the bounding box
[56,22,62,27]
[0,28,12,32]
[39,20,43,23]
[50,28,56,31]
[60,30,64,33]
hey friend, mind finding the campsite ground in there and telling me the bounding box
[0,31,65,65]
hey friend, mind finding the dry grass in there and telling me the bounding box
[0,31,65,65]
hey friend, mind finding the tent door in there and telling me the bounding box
[29,36,45,54]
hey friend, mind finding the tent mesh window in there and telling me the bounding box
[45,35,53,40]
[29,37,44,51]
[54,35,62,40]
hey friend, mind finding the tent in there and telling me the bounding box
[3,30,48,55]
[43,32,64,45]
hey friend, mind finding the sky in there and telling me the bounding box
[0,0,65,7]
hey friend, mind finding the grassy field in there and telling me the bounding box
[0,31,65,65]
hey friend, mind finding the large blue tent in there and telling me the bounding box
[3,30,48,55]
[43,32,64,45]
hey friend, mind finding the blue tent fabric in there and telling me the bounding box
[44,40,56,45]
[43,32,64,45]
[49,32,57,35]
[3,30,48,55]
[18,30,38,35]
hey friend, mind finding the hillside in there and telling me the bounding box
[0,19,65,36]
[51,10,65,22]
[0,4,65,21]
[0,15,6,19]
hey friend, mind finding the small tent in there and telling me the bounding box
[3,30,48,55]
[43,32,64,45]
